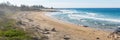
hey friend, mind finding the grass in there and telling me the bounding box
[0,6,45,40]
[0,19,33,40]
[0,3,46,40]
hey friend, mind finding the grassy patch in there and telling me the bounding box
[0,19,32,40]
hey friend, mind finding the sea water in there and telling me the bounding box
[47,8,120,31]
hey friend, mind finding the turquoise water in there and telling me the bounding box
[48,8,120,31]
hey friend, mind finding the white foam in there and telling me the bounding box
[86,12,98,17]
[60,10,78,14]
[80,20,87,22]
[68,14,84,20]
[45,12,61,16]
[68,14,120,22]
[94,18,120,22]
[48,9,120,23]
[118,26,120,27]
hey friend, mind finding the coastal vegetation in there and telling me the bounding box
[0,2,46,40]
[0,19,32,40]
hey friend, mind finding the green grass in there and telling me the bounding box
[0,3,46,40]
[0,19,33,40]
[0,29,32,40]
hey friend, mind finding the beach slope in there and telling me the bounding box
[15,11,112,40]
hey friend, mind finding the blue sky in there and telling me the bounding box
[0,0,120,8]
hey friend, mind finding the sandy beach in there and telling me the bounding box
[15,11,113,40]
[0,1,119,40]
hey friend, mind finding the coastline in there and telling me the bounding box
[40,12,112,40]
[16,11,113,40]
[45,12,114,32]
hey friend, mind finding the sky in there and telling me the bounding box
[0,0,120,8]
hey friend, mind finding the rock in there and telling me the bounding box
[17,21,26,26]
[64,37,70,40]
[43,32,50,34]
[32,37,40,40]
[35,27,42,30]
[83,25,88,27]
[44,28,49,31]
[64,35,70,40]
[51,28,56,32]
[27,18,33,22]
[96,37,100,40]
[41,36,49,40]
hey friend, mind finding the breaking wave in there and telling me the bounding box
[60,10,120,23]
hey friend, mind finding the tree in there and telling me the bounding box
[20,5,30,11]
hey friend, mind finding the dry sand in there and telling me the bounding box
[15,11,113,40]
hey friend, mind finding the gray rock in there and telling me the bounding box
[43,32,50,34]
[64,35,70,40]
[51,28,56,32]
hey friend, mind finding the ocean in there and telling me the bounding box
[46,8,120,31]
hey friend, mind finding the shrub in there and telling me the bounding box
[4,29,25,37]
[0,29,32,40]
[0,19,33,40]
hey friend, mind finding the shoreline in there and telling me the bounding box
[45,12,114,32]
[40,12,112,40]
[16,11,113,40]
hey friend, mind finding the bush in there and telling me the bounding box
[0,19,15,31]
[4,29,25,37]
[0,29,32,40]
[0,19,33,40]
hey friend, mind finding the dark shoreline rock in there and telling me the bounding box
[63,35,70,40]
[51,28,57,32]
[83,25,89,27]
